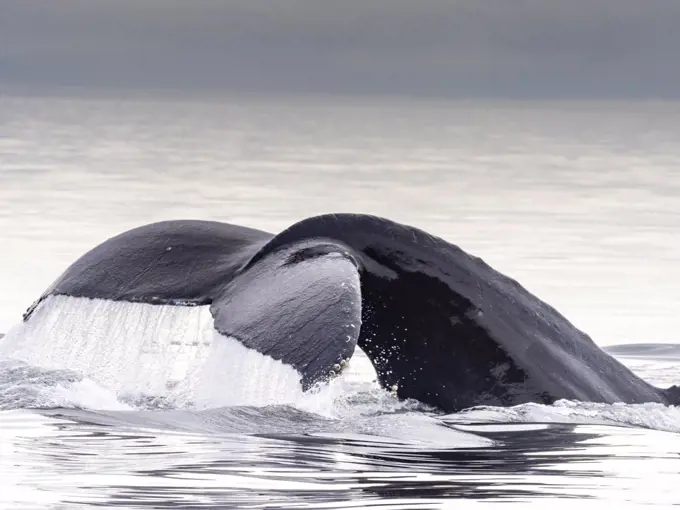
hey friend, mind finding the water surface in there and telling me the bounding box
[1,94,679,508]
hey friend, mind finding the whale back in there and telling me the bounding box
[259,214,668,411]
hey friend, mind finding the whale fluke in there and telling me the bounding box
[211,239,362,389]
[3,213,677,412]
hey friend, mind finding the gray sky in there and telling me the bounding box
[2,0,680,99]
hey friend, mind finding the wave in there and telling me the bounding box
[445,399,680,434]
[0,360,131,411]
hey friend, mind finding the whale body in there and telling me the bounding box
[4,214,679,411]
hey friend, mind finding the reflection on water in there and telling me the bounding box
[3,410,680,508]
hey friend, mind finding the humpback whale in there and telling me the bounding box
[3,214,679,411]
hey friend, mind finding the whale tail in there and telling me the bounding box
[9,214,673,413]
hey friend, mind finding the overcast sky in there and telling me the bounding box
[2,0,680,99]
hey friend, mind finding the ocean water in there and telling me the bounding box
[1,94,680,508]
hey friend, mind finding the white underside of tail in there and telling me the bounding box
[0,295,305,408]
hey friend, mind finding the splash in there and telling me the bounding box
[0,295,307,409]
[0,294,414,422]
[0,359,131,411]
[445,399,680,434]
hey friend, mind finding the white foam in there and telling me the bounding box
[446,399,680,434]
[0,295,306,409]
[46,378,134,411]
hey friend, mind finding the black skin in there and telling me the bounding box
[18,213,680,411]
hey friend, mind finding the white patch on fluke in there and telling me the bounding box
[0,295,306,408]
